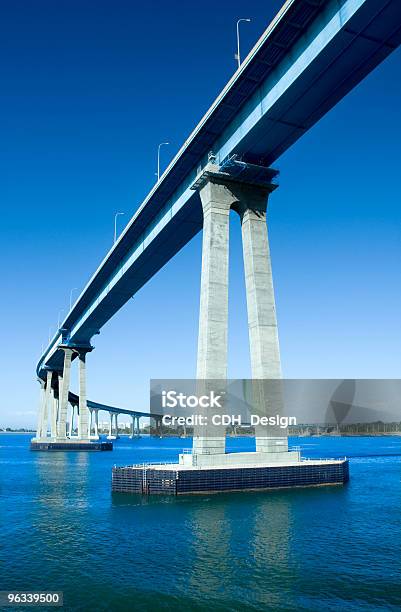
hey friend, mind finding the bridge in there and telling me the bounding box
[33,0,401,454]
[69,393,162,440]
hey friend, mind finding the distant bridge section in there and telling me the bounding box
[67,391,161,440]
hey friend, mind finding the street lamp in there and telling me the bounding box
[57,309,64,329]
[69,287,78,311]
[114,212,125,244]
[235,18,251,68]
[157,142,170,182]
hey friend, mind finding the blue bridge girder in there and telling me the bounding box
[37,0,401,380]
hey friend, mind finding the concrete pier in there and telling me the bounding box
[57,347,72,439]
[68,404,76,437]
[31,344,112,451]
[192,174,231,457]
[107,412,120,440]
[239,199,288,455]
[50,387,58,438]
[189,162,297,469]
[35,379,46,439]
[130,415,140,438]
[78,352,89,439]
[88,409,97,439]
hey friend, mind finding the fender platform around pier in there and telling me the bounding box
[31,440,113,451]
[112,458,349,495]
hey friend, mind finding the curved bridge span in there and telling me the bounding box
[34,0,401,447]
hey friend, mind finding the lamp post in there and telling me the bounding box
[69,287,78,311]
[235,18,251,68]
[157,142,170,181]
[114,212,125,244]
[57,309,64,329]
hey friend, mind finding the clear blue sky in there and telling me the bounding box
[1,0,400,427]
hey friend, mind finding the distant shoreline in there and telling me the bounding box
[0,431,35,434]
[1,431,401,437]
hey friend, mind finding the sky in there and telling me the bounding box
[0,0,400,427]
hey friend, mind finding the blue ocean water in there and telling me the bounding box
[0,435,400,612]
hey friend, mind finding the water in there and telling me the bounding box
[1,435,400,611]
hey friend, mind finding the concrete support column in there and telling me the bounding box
[57,348,73,438]
[196,178,231,380]
[94,411,99,438]
[155,417,162,437]
[41,371,53,438]
[68,404,75,437]
[36,370,53,439]
[241,206,281,378]
[88,409,99,439]
[88,409,92,436]
[107,412,113,439]
[192,169,232,456]
[130,415,140,438]
[114,414,120,439]
[51,384,58,438]
[57,373,63,434]
[36,380,46,439]
[240,199,287,454]
[77,353,90,440]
